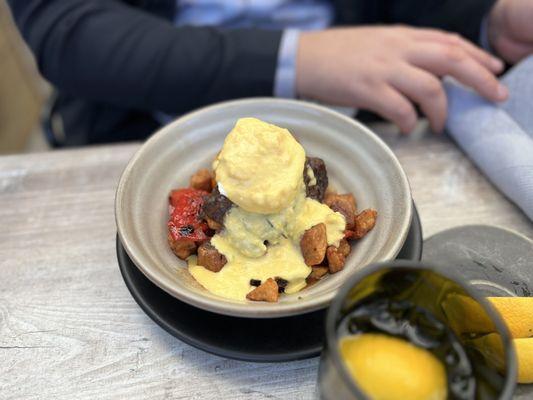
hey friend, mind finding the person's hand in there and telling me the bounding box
[488,0,533,63]
[295,26,507,133]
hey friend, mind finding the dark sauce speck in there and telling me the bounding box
[275,277,289,293]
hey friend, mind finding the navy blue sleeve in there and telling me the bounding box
[388,0,497,45]
[334,0,497,45]
[7,0,282,114]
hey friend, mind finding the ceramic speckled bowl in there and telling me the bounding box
[115,98,412,318]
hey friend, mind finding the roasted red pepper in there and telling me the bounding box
[168,188,210,242]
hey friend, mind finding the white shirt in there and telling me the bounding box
[174,0,334,98]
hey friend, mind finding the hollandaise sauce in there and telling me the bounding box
[213,117,306,214]
[187,117,346,301]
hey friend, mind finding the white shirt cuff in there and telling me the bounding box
[274,29,301,98]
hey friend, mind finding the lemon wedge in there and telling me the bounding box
[339,333,447,400]
[442,293,495,334]
[488,297,533,339]
[470,333,533,384]
[442,294,533,339]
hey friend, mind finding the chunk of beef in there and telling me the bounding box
[168,234,197,260]
[326,245,346,273]
[304,157,328,202]
[197,241,227,272]
[353,209,378,239]
[324,193,357,229]
[190,168,214,192]
[200,187,233,227]
[306,266,329,285]
[205,216,223,231]
[337,238,351,257]
[246,278,279,302]
[300,223,328,266]
[325,239,351,273]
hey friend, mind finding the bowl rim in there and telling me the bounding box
[324,259,518,399]
[115,98,413,318]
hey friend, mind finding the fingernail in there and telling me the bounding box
[497,84,508,100]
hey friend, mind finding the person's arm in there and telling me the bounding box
[296,26,507,134]
[487,0,533,63]
[384,0,497,45]
[7,0,282,114]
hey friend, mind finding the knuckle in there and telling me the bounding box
[358,75,381,91]
[393,24,409,33]
[478,74,498,90]
[349,80,376,104]
[443,44,465,63]
[435,30,457,42]
[447,32,461,42]
[348,83,365,100]
[422,79,443,97]
[393,103,415,123]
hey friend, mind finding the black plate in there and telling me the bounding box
[117,205,422,362]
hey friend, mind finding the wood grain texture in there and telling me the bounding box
[0,129,531,400]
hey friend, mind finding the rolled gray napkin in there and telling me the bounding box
[444,56,533,221]
[500,56,533,138]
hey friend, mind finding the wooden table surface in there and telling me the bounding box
[1,128,532,400]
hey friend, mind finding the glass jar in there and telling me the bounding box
[318,260,517,400]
